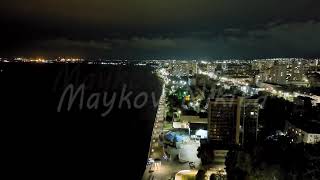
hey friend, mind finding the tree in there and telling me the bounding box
[209,174,216,180]
[196,169,206,180]
[225,149,249,180]
[197,144,214,165]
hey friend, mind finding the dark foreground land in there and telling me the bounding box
[0,62,162,179]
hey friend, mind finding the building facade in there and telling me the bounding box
[240,99,260,146]
[269,61,287,85]
[208,98,241,146]
[208,97,259,148]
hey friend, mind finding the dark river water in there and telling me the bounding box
[0,62,162,179]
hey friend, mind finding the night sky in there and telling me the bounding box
[1,0,320,59]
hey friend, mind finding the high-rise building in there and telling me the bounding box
[240,99,260,146]
[269,61,287,85]
[169,61,197,76]
[208,97,259,148]
[208,98,241,146]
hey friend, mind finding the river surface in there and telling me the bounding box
[0,62,162,179]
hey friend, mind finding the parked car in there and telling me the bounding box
[147,158,155,165]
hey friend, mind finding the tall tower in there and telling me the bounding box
[208,98,241,147]
[240,99,259,146]
[270,61,287,85]
[208,97,259,148]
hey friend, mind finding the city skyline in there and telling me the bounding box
[1,1,319,179]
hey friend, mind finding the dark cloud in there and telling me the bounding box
[1,0,320,58]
